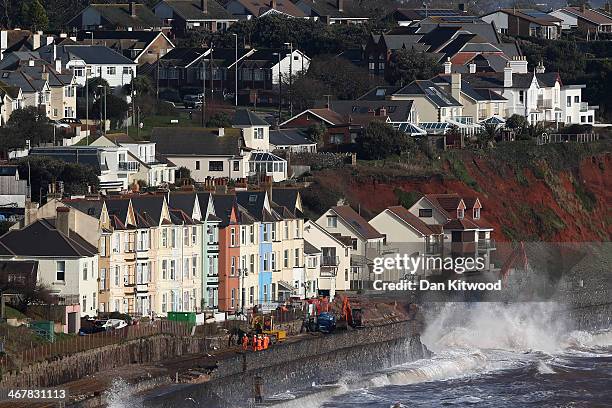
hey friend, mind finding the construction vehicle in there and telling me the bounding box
[316,312,336,333]
[251,315,287,342]
[336,296,364,330]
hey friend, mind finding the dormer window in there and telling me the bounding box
[327,215,337,228]
[474,208,480,220]
[457,209,464,219]
[254,128,264,139]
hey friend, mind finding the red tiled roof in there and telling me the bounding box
[386,206,442,236]
[331,205,384,240]
[308,108,347,125]
[562,7,612,25]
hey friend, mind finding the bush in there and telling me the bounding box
[159,88,181,103]
[356,122,413,160]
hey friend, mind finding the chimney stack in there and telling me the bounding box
[468,62,476,73]
[56,207,72,238]
[32,33,41,50]
[443,57,451,74]
[270,0,277,9]
[55,59,62,73]
[337,0,344,12]
[504,63,513,88]
[536,61,545,74]
[130,2,137,17]
[218,127,225,137]
[201,0,208,14]
[451,73,461,101]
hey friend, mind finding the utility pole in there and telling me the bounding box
[85,70,89,144]
[284,42,293,117]
[201,53,206,126]
[234,34,238,107]
[156,52,160,101]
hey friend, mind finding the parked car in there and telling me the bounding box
[78,325,107,336]
[183,95,203,108]
[95,319,128,330]
[59,118,82,125]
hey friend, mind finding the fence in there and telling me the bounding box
[2,320,190,369]
[537,133,599,145]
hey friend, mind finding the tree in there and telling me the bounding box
[475,124,499,148]
[0,106,53,155]
[206,112,232,128]
[125,76,154,96]
[27,0,48,31]
[306,123,327,146]
[14,156,99,202]
[92,94,129,128]
[387,48,442,86]
[356,121,413,160]
[84,77,111,97]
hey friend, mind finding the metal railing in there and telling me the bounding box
[478,238,496,250]
[320,255,340,266]
[118,161,140,172]
[537,98,553,109]
[450,116,474,125]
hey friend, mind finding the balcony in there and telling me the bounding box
[136,283,148,293]
[118,161,140,172]
[537,98,553,109]
[478,238,496,250]
[321,255,340,267]
[450,116,473,125]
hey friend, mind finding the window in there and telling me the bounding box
[114,266,120,286]
[183,291,190,311]
[123,67,131,75]
[83,262,88,281]
[294,248,300,266]
[162,228,168,247]
[209,161,223,171]
[100,237,106,256]
[192,226,197,245]
[192,255,198,277]
[254,128,264,139]
[183,228,189,246]
[250,254,255,274]
[183,258,189,278]
[231,288,236,308]
[419,209,433,218]
[106,66,116,75]
[271,223,277,241]
[574,96,579,103]
[307,256,317,268]
[240,226,246,245]
[195,161,200,170]
[233,161,240,171]
[73,67,84,77]
[271,252,276,271]
[263,224,270,242]
[82,295,87,312]
[230,227,236,246]
[295,220,300,238]
[519,91,525,104]
[250,225,255,243]
[231,256,236,276]
[567,96,572,107]
[249,286,254,305]
[263,284,268,302]
[284,250,289,268]
[327,215,337,228]
[284,221,289,239]
[64,86,75,98]
[162,293,167,313]
[263,252,269,271]
[457,209,464,219]
[100,268,106,290]
[169,260,176,280]
[351,238,358,251]
[56,261,66,281]
[474,208,481,219]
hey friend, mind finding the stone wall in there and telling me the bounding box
[143,319,426,407]
[0,336,214,388]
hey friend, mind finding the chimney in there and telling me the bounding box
[468,62,476,73]
[32,33,41,50]
[451,73,461,101]
[509,56,528,74]
[504,63,513,88]
[581,4,586,13]
[536,61,545,74]
[458,3,466,12]
[443,57,451,74]
[52,43,57,61]
[55,59,62,73]
[201,0,208,14]
[378,106,387,117]
[42,66,49,81]
[56,207,73,238]
[129,1,137,17]
[337,0,344,12]
[218,127,225,137]
[28,59,34,67]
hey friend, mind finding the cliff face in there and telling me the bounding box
[307,143,611,242]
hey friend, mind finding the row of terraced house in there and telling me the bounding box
[0,184,495,323]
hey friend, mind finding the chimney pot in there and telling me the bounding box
[337,0,344,12]
[201,0,208,13]
[270,0,277,9]
[130,1,137,17]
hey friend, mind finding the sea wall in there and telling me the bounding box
[0,336,216,389]
[143,319,426,407]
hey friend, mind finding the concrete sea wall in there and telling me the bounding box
[143,319,426,407]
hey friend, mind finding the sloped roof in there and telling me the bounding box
[269,128,316,147]
[386,205,441,236]
[236,191,277,222]
[394,80,461,107]
[271,188,300,213]
[234,0,306,17]
[168,192,197,216]
[0,219,96,257]
[303,240,321,254]
[104,198,132,229]
[29,147,102,173]
[64,199,104,219]
[232,109,269,126]
[129,195,166,227]
[331,205,383,240]
[327,100,414,123]
[38,44,136,65]
[151,127,245,157]
[157,0,235,20]
[357,86,402,101]
[79,3,163,28]
[212,194,237,227]
[488,9,561,26]
[299,0,369,19]
[559,7,612,25]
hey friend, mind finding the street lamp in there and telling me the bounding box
[284,42,293,117]
[233,33,238,107]
[238,268,249,316]
[85,31,94,45]
[97,85,107,136]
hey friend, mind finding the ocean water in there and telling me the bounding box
[276,303,612,408]
[105,303,612,408]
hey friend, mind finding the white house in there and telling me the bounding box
[0,214,99,317]
[302,220,351,298]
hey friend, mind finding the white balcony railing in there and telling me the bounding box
[118,161,140,172]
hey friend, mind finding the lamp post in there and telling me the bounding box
[85,31,94,45]
[85,68,89,144]
[201,52,207,126]
[233,33,238,107]
[284,42,293,117]
[97,85,107,135]
[273,52,281,121]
